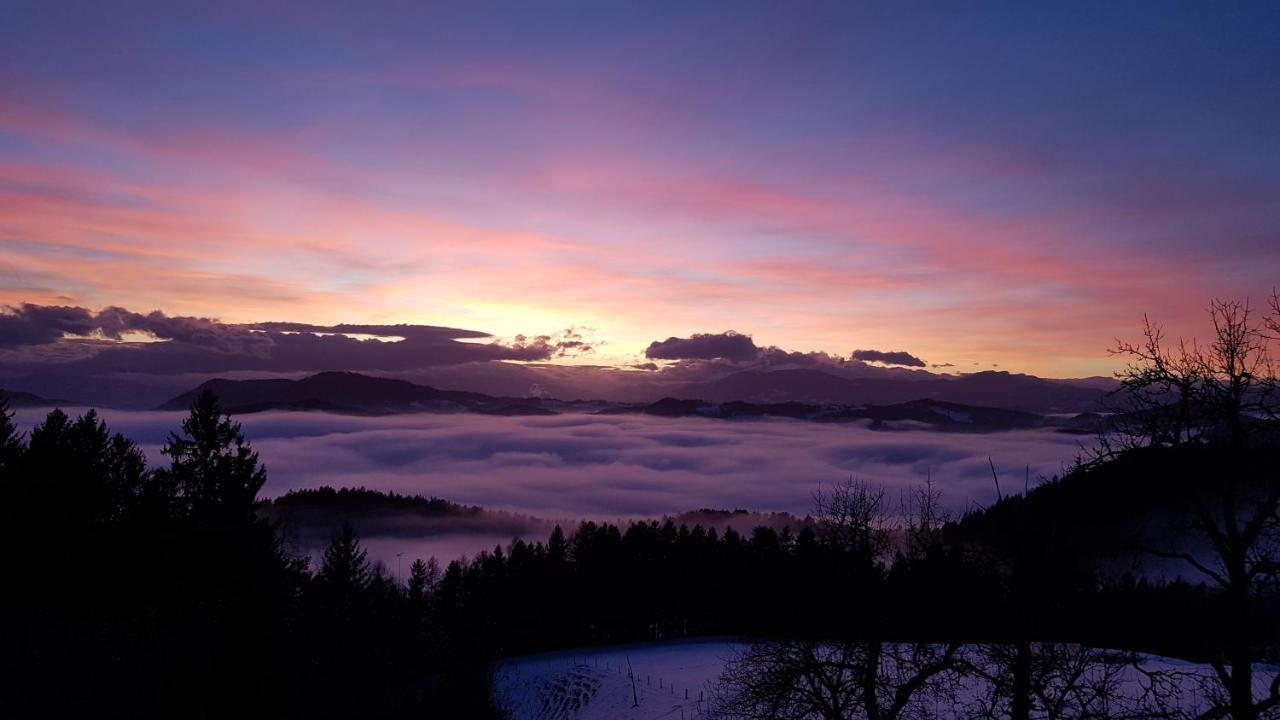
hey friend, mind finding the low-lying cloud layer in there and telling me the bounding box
[10,407,1087,519]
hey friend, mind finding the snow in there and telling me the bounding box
[493,638,739,720]
[494,640,1280,720]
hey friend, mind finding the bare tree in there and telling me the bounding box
[1138,458,1280,720]
[900,474,949,563]
[1200,299,1277,447]
[710,640,961,720]
[815,477,890,562]
[965,644,1151,720]
[1268,290,1280,343]
[709,480,960,719]
[1109,298,1278,452]
[1112,297,1280,720]
[1127,656,1280,720]
[1108,314,1204,451]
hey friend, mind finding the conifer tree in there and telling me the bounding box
[0,392,24,478]
[547,524,568,563]
[25,408,71,469]
[319,522,371,594]
[407,558,430,602]
[161,390,266,523]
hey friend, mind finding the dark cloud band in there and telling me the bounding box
[645,331,759,361]
[852,349,927,367]
[0,303,593,375]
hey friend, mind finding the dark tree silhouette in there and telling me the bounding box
[19,407,150,527]
[548,523,568,562]
[814,476,890,563]
[899,474,948,564]
[1110,297,1280,720]
[160,388,267,523]
[0,397,509,719]
[407,557,431,602]
[711,641,961,720]
[965,643,1137,720]
[319,522,372,594]
[1109,298,1278,452]
[0,393,22,474]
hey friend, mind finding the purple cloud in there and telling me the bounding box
[645,331,759,362]
[852,349,927,367]
[0,304,97,347]
[0,303,593,379]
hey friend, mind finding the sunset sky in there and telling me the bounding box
[2,2,1278,377]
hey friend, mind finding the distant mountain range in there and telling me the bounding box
[159,371,559,416]
[161,370,1107,434]
[676,368,1107,413]
[0,389,74,407]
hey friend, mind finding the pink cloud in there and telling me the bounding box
[0,87,1263,378]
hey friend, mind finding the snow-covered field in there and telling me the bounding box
[494,639,737,720]
[494,640,1280,720]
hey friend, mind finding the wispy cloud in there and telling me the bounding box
[2,3,1277,377]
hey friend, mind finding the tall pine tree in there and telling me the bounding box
[0,392,23,478]
[319,522,371,595]
[161,389,266,524]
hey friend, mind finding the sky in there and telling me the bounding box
[2,2,1278,377]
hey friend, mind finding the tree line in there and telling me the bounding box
[0,391,496,719]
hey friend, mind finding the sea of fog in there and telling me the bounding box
[11,408,1091,566]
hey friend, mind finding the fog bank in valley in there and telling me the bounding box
[12,408,1086,518]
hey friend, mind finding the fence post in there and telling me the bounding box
[627,657,639,709]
